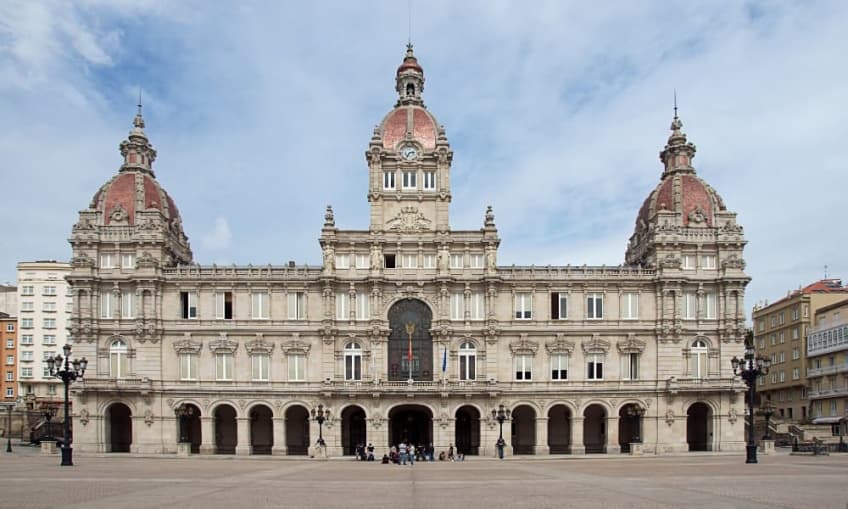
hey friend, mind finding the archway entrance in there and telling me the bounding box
[687,402,712,451]
[285,405,310,455]
[105,402,132,453]
[250,405,274,455]
[214,405,237,455]
[387,300,434,381]
[511,405,536,455]
[618,405,641,453]
[455,406,480,456]
[548,405,571,454]
[177,404,201,454]
[341,406,367,456]
[388,405,432,449]
[583,404,606,454]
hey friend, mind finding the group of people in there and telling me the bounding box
[378,441,465,464]
[353,443,376,461]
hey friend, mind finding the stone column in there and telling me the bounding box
[236,417,250,455]
[369,417,389,457]
[570,417,585,454]
[272,416,287,455]
[534,416,549,455]
[199,416,215,455]
[606,415,620,454]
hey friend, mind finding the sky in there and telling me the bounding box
[1,0,846,316]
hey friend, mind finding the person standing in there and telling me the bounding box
[399,440,408,465]
[408,443,416,465]
[367,443,375,461]
[496,437,506,460]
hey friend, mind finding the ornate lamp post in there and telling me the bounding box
[46,344,87,467]
[625,405,646,443]
[731,342,770,464]
[42,404,57,441]
[492,404,510,442]
[2,402,13,452]
[760,400,776,440]
[312,404,327,446]
[175,404,196,443]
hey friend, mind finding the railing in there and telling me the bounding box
[809,386,848,399]
[807,364,848,378]
[80,377,153,391]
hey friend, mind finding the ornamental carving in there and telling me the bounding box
[173,337,202,354]
[245,337,275,355]
[665,409,675,426]
[282,340,311,355]
[581,335,610,354]
[545,335,575,355]
[687,205,707,226]
[137,251,158,268]
[616,334,646,354]
[209,337,238,354]
[385,206,432,232]
[71,254,95,268]
[144,410,154,426]
[728,407,738,425]
[721,254,746,270]
[721,220,744,234]
[110,203,129,224]
[509,334,539,355]
[78,409,90,426]
[660,254,681,269]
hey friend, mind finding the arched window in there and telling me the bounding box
[406,83,415,96]
[110,339,128,379]
[459,342,476,381]
[344,342,362,381]
[690,339,708,379]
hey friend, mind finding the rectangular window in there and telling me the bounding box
[469,293,484,320]
[110,350,128,379]
[587,293,604,319]
[770,334,776,346]
[5,372,12,382]
[100,254,115,269]
[345,353,362,381]
[4,388,12,398]
[587,353,604,380]
[423,171,435,190]
[21,351,33,361]
[779,351,785,363]
[356,292,369,321]
[336,292,350,320]
[469,255,485,269]
[551,292,568,320]
[551,354,568,380]
[514,355,532,380]
[121,291,134,319]
[43,351,56,361]
[682,292,697,320]
[792,327,799,340]
[252,354,270,381]
[792,307,800,321]
[21,367,31,378]
[101,291,113,319]
[622,353,639,380]
[215,291,234,319]
[251,292,269,319]
[335,254,350,269]
[423,254,436,269]
[402,171,417,189]
[682,255,695,269]
[621,293,638,320]
[21,335,32,345]
[5,339,13,348]
[43,302,56,312]
[20,301,33,312]
[792,367,799,380]
[704,292,716,319]
[287,292,306,320]
[180,353,198,380]
[21,318,33,329]
[401,254,417,268]
[792,347,799,360]
[514,293,532,320]
[779,371,785,382]
[383,171,396,190]
[450,293,464,321]
[288,354,306,381]
[355,254,369,269]
[180,291,198,319]
[215,353,234,380]
[383,254,396,269]
[779,331,785,344]
[43,335,56,345]
[459,351,476,381]
[450,254,464,269]
[43,318,56,329]
[758,320,765,332]
[701,255,716,269]
[21,286,34,296]
[121,254,135,269]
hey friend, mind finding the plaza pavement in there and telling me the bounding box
[0,445,845,509]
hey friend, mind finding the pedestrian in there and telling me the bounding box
[367,443,375,461]
[399,440,408,465]
[496,437,505,460]
[448,444,455,461]
[427,443,435,461]
[408,443,416,465]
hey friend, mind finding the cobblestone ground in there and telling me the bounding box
[0,447,846,509]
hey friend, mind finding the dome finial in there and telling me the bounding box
[396,42,424,106]
[133,88,146,130]
[659,91,696,176]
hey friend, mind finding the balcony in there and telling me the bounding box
[807,364,848,378]
[808,386,848,399]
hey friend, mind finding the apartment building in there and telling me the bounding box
[1,312,17,401]
[807,298,848,427]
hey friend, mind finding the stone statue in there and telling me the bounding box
[323,246,335,272]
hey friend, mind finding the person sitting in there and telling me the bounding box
[456,451,465,461]
[381,454,390,464]
[438,451,446,461]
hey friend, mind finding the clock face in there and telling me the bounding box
[400,146,418,161]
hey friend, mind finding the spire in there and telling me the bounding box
[659,93,696,176]
[120,97,157,175]
[395,43,425,106]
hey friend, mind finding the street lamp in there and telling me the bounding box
[731,341,771,464]
[175,404,196,444]
[42,404,57,441]
[625,404,646,443]
[760,401,776,440]
[311,404,327,447]
[2,402,13,453]
[46,344,87,467]
[492,404,510,442]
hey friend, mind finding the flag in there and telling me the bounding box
[407,335,413,364]
[442,345,447,373]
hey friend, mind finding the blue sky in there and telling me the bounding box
[1,1,846,314]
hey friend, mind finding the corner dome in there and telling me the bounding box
[379,106,438,150]
[89,171,185,234]
[636,173,726,228]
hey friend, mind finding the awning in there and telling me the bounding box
[811,417,843,424]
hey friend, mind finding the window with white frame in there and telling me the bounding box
[514,293,532,319]
[43,351,55,361]
[779,312,785,325]
[551,292,568,320]
[423,254,436,269]
[215,353,234,380]
[110,339,129,378]
[355,254,369,269]
[469,254,484,269]
[21,367,32,378]
[43,302,56,312]
[779,331,785,343]
[5,339,13,349]
[287,292,306,320]
[335,254,350,269]
[383,171,396,190]
[621,293,639,320]
[215,291,234,319]
[622,353,639,380]
[21,351,33,362]
[179,353,198,380]
[779,371,785,382]
[792,367,799,380]
[402,171,417,189]
[401,254,417,268]
[336,292,350,320]
[288,354,306,381]
[21,335,33,345]
[4,388,12,398]
[469,293,484,320]
[701,255,716,269]
[450,254,464,269]
[551,353,568,380]
[690,339,708,379]
[704,292,716,319]
[43,335,55,345]
[100,291,113,319]
[21,285,34,296]
[5,371,12,381]
[459,342,476,381]
[514,354,532,380]
[682,254,696,269]
[356,292,369,320]
[423,171,435,190]
[792,327,799,340]
[758,320,765,332]
[121,254,135,269]
[21,318,33,329]
[251,291,269,319]
[792,347,799,360]
[252,354,270,381]
[450,293,464,321]
[682,292,697,319]
[587,353,604,380]
[180,291,198,319]
[587,293,603,319]
[344,343,362,381]
[121,291,134,319]
[43,318,56,329]
[20,301,33,312]
[792,307,800,321]
[770,334,776,346]
[100,254,115,269]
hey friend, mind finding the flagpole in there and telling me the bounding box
[405,322,415,383]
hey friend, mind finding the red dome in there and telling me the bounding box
[397,57,423,74]
[380,106,437,150]
[636,173,725,228]
[90,171,184,233]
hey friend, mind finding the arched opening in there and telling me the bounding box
[406,83,415,96]
[387,300,434,381]
[583,404,607,454]
[214,405,237,455]
[341,406,367,456]
[388,404,432,449]
[687,402,712,451]
[547,405,572,454]
[177,404,202,454]
[454,406,480,456]
[618,404,644,453]
[249,405,274,455]
[285,405,310,455]
[511,405,536,455]
[105,402,132,453]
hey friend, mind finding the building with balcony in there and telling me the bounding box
[67,45,750,456]
[806,298,848,426]
[1,312,17,401]
[752,279,848,421]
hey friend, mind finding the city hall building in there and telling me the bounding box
[67,46,750,456]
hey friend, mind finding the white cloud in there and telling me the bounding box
[201,217,232,251]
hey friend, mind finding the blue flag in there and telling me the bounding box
[442,345,447,373]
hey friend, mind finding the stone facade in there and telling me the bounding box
[67,46,749,457]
